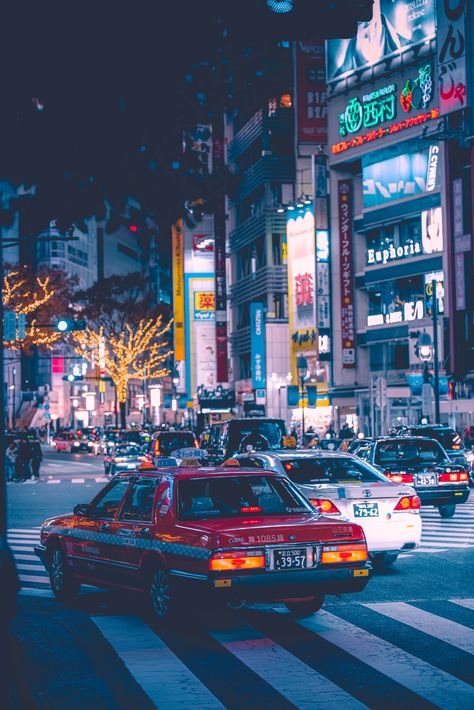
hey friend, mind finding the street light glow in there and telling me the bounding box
[57,319,68,332]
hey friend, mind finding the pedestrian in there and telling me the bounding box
[15,440,31,481]
[5,441,17,482]
[30,439,43,480]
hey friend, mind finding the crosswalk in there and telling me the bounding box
[7,475,109,484]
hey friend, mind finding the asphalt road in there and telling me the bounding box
[6,450,474,709]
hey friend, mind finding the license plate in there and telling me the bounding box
[273,548,307,570]
[353,502,379,518]
[126,463,136,469]
[415,473,437,487]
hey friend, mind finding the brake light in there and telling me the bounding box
[321,543,367,564]
[283,462,294,471]
[394,495,421,511]
[309,499,341,515]
[384,471,414,484]
[240,506,262,513]
[224,459,240,467]
[154,441,161,456]
[194,439,199,448]
[439,471,468,483]
[209,549,265,571]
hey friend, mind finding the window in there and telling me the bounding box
[92,479,130,519]
[375,440,445,466]
[120,478,157,522]
[282,457,385,484]
[177,475,311,520]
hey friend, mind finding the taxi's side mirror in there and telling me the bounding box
[73,503,91,517]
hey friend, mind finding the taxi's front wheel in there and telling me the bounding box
[49,547,80,601]
[285,595,324,618]
[148,569,176,622]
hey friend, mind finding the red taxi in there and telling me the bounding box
[34,464,371,620]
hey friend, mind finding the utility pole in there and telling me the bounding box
[432,281,440,424]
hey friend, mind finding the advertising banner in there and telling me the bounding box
[437,0,468,116]
[187,276,217,397]
[327,0,435,83]
[250,302,266,390]
[172,220,185,361]
[182,124,212,176]
[193,291,215,320]
[287,208,318,378]
[295,41,327,144]
[362,144,440,209]
[338,181,355,368]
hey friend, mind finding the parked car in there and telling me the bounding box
[230,450,421,569]
[35,463,371,621]
[358,436,470,517]
[51,431,82,453]
[204,418,287,463]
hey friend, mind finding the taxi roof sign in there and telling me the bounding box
[171,447,208,460]
[178,458,202,468]
[154,457,178,468]
[282,435,297,449]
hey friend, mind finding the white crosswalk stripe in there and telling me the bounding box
[7,528,50,592]
[415,500,474,553]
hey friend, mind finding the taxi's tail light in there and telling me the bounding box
[383,471,414,484]
[309,498,341,515]
[321,543,367,564]
[154,442,161,456]
[394,495,421,512]
[194,439,199,448]
[439,471,468,483]
[240,506,263,513]
[209,549,265,571]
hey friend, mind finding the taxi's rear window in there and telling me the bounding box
[282,458,384,484]
[177,475,312,520]
[375,440,445,465]
[157,433,195,453]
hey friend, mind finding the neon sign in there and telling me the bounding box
[400,65,433,112]
[332,108,440,155]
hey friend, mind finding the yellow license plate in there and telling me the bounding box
[353,569,369,577]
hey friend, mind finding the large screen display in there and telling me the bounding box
[327,0,435,82]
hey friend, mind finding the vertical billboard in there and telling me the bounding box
[250,302,266,390]
[326,0,435,82]
[182,124,213,176]
[172,219,185,361]
[213,127,228,382]
[338,181,355,368]
[295,41,327,144]
[287,208,317,379]
[437,0,468,116]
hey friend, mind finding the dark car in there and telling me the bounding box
[151,431,198,461]
[395,425,469,469]
[360,436,470,517]
[204,418,287,463]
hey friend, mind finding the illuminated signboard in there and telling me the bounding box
[339,65,433,138]
[327,0,436,83]
[367,273,445,327]
[367,207,443,265]
[362,145,440,209]
[193,291,215,320]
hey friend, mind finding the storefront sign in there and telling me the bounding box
[367,299,424,327]
[193,291,215,320]
[287,208,318,376]
[250,302,266,390]
[327,1,435,83]
[362,145,440,209]
[437,0,468,116]
[295,41,327,144]
[338,181,355,367]
[421,206,443,254]
[172,220,185,361]
[455,253,466,310]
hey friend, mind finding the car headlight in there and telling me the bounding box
[73,441,80,447]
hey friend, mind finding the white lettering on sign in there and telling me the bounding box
[426,145,440,191]
[367,242,422,265]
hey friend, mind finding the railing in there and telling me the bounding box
[230,156,295,204]
[228,208,288,253]
[227,109,293,163]
[229,265,287,307]
[229,326,251,357]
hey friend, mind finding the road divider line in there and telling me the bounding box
[449,599,474,611]
[211,625,367,710]
[364,602,474,656]
[92,616,225,709]
[299,610,474,709]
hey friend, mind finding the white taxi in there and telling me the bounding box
[228,450,422,569]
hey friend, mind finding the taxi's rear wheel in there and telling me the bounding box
[148,569,176,622]
[49,547,80,601]
[438,503,456,518]
[370,552,399,569]
[285,595,324,618]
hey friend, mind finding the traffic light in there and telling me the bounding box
[56,319,86,332]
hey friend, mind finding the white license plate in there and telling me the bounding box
[273,548,307,570]
[353,502,379,518]
[415,473,437,486]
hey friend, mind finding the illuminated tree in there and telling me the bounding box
[3,265,77,351]
[73,273,173,427]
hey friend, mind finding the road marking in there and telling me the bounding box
[17,563,44,572]
[450,599,474,611]
[299,610,474,710]
[417,541,472,548]
[365,602,474,656]
[95,477,108,482]
[19,574,50,584]
[9,545,36,552]
[46,479,61,484]
[92,616,225,709]
[211,625,367,710]
[12,554,38,561]
[8,528,41,532]
[19,588,55,598]
[412,548,446,553]
[71,478,85,484]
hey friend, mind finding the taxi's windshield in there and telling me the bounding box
[375,440,446,465]
[282,457,385,484]
[177,475,312,520]
[114,446,141,456]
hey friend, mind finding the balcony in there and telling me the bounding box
[227,109,293,163]
[228,208,288,253]
[229,265,288,307]
[230,326,251,357]
[230,156,295,205]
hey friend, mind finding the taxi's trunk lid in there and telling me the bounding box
[298,482,415,521]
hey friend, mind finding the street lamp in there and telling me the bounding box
[416,331,440,424]
[297,355,308,442]
[172,369,180,425]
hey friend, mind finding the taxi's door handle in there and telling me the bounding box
[139,527,151,537]
[100,523,111,532]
